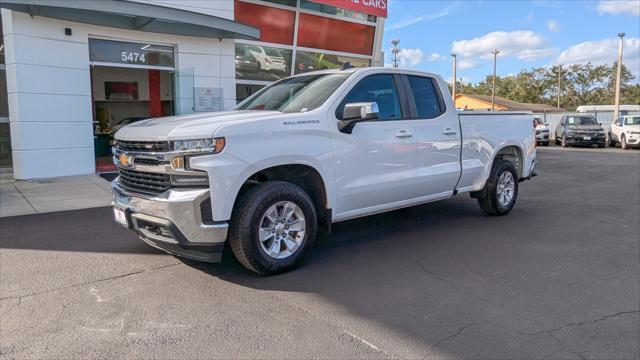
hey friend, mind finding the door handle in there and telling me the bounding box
[395,130,413,138]
[442,128,457,135]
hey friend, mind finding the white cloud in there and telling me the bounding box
[518,48,557,61]
[397,48,424,67]
[451,30,553,60]
[557,37,639,65]
[458,58,479,70]
[546,20,559,32]
[427,53,446,62]
[386,3,456,30]
[597,0,640,16]
[557,38,640,80]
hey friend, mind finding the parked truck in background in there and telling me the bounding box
[111,67,537,274]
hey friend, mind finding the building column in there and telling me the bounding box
[3,10,95,179]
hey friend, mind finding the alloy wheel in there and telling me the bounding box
[496,171,515,207]
[258,201,306,259]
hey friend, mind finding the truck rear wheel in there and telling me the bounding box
[228,181,317,275]
[477,159,519,216]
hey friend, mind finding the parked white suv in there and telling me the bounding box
[112,67,537,274]
[533,116,550,146]
[608,115,640,149]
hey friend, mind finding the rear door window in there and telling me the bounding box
[406,75,444,119]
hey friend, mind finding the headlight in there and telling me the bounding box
[171,137,225,153]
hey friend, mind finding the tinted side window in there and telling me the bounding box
[407,76,443,118]
[341,75,401,120]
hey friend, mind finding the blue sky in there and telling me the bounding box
[382,0,640,84]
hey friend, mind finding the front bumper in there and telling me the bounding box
[565,135,605,145]
[625,135,640,147]
[535,133,549,142]
[112,180,228,262]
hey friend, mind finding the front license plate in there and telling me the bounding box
[583,136,591,140]
[113,207,129,228]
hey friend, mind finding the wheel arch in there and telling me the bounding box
[230,161,333,233]
[493,144,525,179]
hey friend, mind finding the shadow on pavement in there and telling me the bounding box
[0,207,160,255]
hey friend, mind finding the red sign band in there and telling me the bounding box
[308,0,387,18]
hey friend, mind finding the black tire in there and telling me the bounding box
[561,134,569,147]
[621,135,628,150]
[607,133,616,147]
[542,141,549,146]
[228,181,317,275]
[597,142,605,148]
[477,159,519,216]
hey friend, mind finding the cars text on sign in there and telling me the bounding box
[308,0,387,18]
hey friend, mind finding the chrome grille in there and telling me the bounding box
[116,140,169,152]
[118,168,171,194]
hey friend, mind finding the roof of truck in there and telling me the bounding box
[291,66,441,79]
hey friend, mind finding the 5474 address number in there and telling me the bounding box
[121,51,146,63]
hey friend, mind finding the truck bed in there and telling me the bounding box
[456,111,536,193]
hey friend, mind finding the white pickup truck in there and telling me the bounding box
[112,67,537,274]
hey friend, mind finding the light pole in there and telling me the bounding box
[391,39,400,68]
[491,49,500,111]
[451,53,457,103]
[557,64,562,109]
[613,32,625,120]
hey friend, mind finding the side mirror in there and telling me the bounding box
[338,102,379,134]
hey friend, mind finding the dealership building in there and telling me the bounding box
[0,0,386,179]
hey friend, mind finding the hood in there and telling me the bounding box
[624,124,640,132]
[535,124,549,131]
[567,124,603,131]
[114,110,282,141]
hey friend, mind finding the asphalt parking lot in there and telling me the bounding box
[1,148,639,359]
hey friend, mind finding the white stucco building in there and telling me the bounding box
[0,0,386,179]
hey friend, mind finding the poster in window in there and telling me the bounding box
[105,82,139,100]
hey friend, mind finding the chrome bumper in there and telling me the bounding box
[111,180,228,262]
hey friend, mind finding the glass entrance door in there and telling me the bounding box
[88,39,176,173]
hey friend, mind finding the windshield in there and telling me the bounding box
[567,116,597,125]
[265,49,282,57]
[236,73,351,113]
[624,116,640,125]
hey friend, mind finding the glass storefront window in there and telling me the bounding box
[0,18,11,168]
[300,0,377,23]
[262,0,297,6]
[236,84,265,103]
[235,43,292,82]
[294,50,370,74]
[89,39,175,67]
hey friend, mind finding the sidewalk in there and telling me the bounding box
[0,174,113,218]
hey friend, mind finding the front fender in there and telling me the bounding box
[190,153,334,222]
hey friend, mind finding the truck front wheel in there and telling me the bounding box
[477,159,519,216]
[228,181,317,275]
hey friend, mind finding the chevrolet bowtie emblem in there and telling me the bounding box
[119,153,133,167]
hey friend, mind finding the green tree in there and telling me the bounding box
[461,62,638,110]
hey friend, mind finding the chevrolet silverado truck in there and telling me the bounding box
[112,67,537,274]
